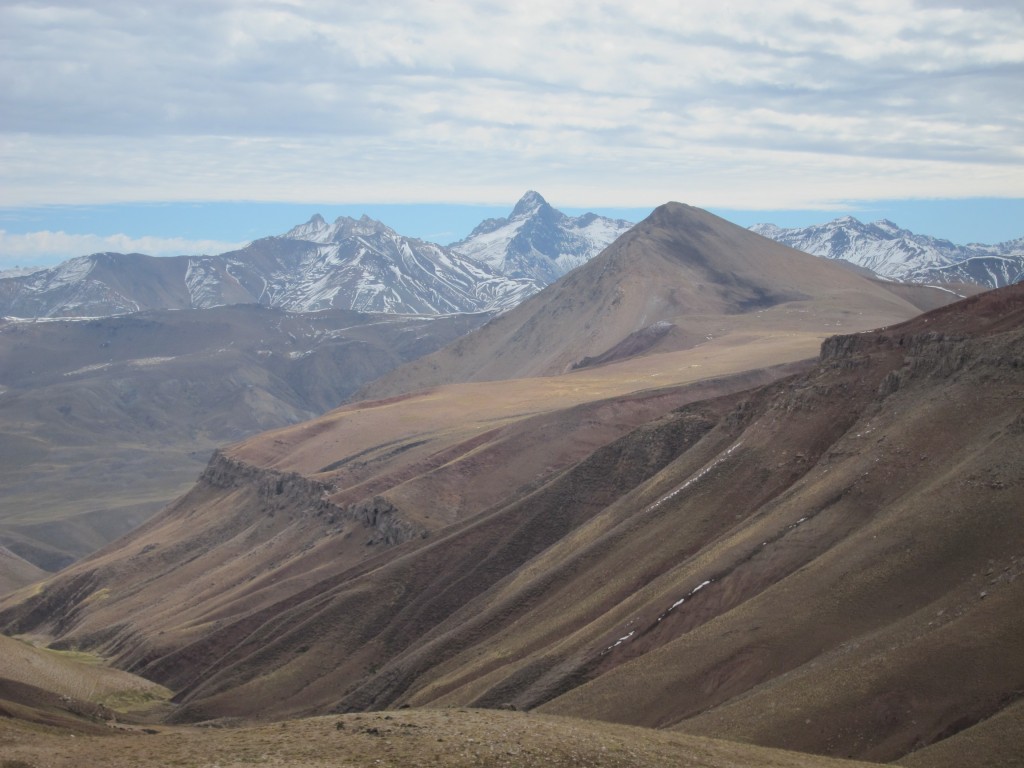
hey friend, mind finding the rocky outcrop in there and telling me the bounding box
[347,497,428,546]
[201,451,426,545]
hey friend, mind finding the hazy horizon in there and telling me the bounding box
[2,194,1022,271]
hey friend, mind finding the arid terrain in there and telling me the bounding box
[1,703,895,768]
[1,205,1019,768]
[0,630,891,768]
[0,305,487,574]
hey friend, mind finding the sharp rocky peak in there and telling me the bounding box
[510,190,551,219]
[871,219,906,236]
[283,213,330,241]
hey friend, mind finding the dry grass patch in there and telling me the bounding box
[0,635,171,714]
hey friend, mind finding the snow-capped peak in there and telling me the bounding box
[450,191,634,284]
[872,219,902,235]
[510,190,550,219]
[343,214,392,239]
[283,214,332,243]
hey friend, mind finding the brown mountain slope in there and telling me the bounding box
[898,698,1024,768]
[0,633,169,712]
[1,286,1020,768]
[0,632,171,733]
[362,202,941,397]
[0,358,804,682]
[531,285,1024,761]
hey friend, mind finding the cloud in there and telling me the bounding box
[0,229,248,269]
[1,1,1021,209]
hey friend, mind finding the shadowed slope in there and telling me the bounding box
[898,699,1024,768]
[533,285,1024,762]
[0,545,46,596]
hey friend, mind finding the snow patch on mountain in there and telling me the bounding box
[185,257,227,309]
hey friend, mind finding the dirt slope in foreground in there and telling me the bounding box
[0,707,886,768]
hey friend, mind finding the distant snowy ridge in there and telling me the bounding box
[450,190,634,284]
[0,194,623,319]
[0,216,540,318]
[751,216,1024,289]
[252,214,540,314]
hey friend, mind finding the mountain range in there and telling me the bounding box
[752,216,1024,289]
[0,193,631,319]
[4,198,1021,323]
[5,204,1018,767]
[0,216,536,318]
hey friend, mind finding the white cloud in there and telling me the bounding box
[0,1,1021,209]
[0,229,247,269]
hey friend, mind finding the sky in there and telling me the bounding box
[1,0,1022,268]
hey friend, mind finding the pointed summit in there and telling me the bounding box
[450,192,634,284]
[510,190,550,219]
[283,213,330,242]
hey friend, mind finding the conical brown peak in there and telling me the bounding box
[641,201,732,232]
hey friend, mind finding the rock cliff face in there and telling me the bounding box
[0,449,427,670]
[201,451,429,547]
